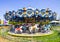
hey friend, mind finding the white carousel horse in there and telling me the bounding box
[15,26,23,34]
[29,24,39,33]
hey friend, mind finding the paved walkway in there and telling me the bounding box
[0,37,9,42]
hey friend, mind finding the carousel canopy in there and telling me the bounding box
[4,7,57,22]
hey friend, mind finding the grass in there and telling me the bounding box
[0,26,60,42]
[33,31,60,42]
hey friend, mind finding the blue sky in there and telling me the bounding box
[0,0,60,20]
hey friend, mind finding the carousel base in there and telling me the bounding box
[8,31,53,37]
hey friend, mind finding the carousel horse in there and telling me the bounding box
[15,26,23,34]
[45,24,51,30]
[29,24,39,33]
[42,24,51,33]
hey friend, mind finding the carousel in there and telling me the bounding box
[4,7,56,36]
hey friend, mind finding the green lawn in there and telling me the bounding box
[0,26,60,42]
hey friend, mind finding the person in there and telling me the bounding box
[10,24,15,33]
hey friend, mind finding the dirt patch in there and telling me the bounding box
[0,37,10,42]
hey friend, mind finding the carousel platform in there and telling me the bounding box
[8,31,53,37]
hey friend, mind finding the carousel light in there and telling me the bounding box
[35,11,39,17]
[27,9,34,17]
[41,9,46,16]
[23,7,27,10]
[12,10,15,13]
[41,9,46,13]
[16,9,23,17]
[49,10,52,14]
[34,9,40,17]
[44,14,49,18]
[52,12,57,20]
[36,11,39,14]
[23,7,27,15]
[48,14,52,18]
[46,8,49,14]
[4,11,12,20]
[48,13,52,18]
[9,11,12,15]
[18,9,23,14]
[53,12,57,16]
[23,12,28,17]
